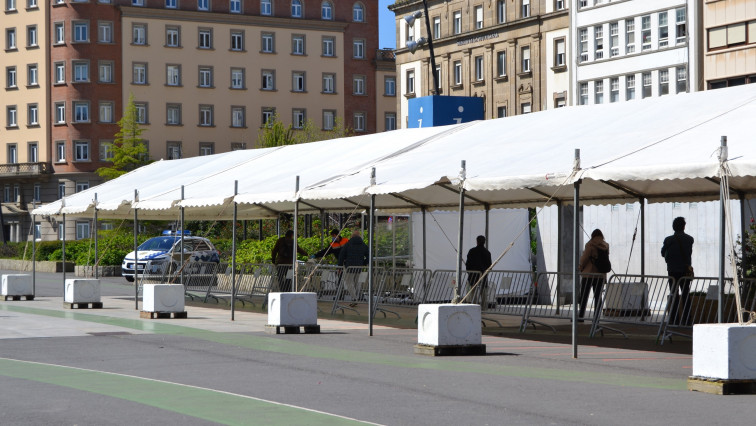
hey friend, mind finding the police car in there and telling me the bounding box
[121,231,220,281]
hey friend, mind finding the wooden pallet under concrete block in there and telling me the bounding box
[688,376,756,395]
[64,302,103,309]
[265,324,320,335]
[3,295,34,301]
[140,311,188,319]
[414,344,487,356]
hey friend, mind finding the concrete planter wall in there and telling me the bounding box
[74,265,123,278]
[0,259,74,273]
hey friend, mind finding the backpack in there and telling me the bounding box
[592,248,612,273]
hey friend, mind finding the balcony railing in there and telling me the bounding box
[376,48,396,62]
[0,162,52,177]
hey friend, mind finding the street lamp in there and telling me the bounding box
[404,1,439,95]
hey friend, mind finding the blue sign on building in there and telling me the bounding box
[407,95,484,128]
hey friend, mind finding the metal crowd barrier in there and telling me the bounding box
[423,270,467,304]
[519,272,602,333]
[373,268,432,319]
[329,266,390,318]
[476,270,538,328]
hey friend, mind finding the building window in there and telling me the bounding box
[6,106,17,127]
[521,102,531,114]
[407,22,415,43]
[474,56,484,81]
[56,141,65,162]
[261,107,275,126]
[676,8,687,43]
[610,78,619,103]
[292,34,305,55]
[7,144,17,164]
[98,22,113,43]
[165,0,177,8]
[579,28,588,62]
[493,51,505,77]
[353,39,365,59]
[99,102,113,123]
[262,69,275,90]
[33,185,40,203]
[385,76,395,96]
[626,19,635,54]
[167,141,182,159]
[75,181,89,193]
[166,26,180,47]
[323,110,334,130]
[292,108,305,129]
[497,0,506,23]
[353,75,365,95]
[197,0,209,11]
[231,142,246,151]
[73,21,89,43]
[58,181,66,199]
[231,31,244,51]
[74,140,89,161]
[433,17,440,39]
[322,36,335,57]
[199,142,214,156]
[475,6,483,29]
[594,80,603,104]
[28,143,38,162]
[676,66,687,93]
[5,0,16,11]
[658,12,668,48]
[133,63,147,84]
[134,102,147,124]
[27,104,38,125]
[642,72,651,98]
[291,0,301,18]
[260,0,271,15]
[26,25,38,47]
[231,68,245,89]
[594,25,604,59]
[166,103,181,125]
[167,64,181,86]
[641,15,651,51]
[579,82,588,105]
[199,105,213,126]
[323,73,335,93]
[262,33,274,53]
[76,222,90,240]
[497,106,506,118]
[6,66,16,88]
[626,74,635,100]
[231,106,245,127]
[55,102,65,123]
[353,3,364,22]
[453,11,461,34]
[353,112,365,132]
[659,69,669,95]
[98,61,113,83]
[708,23,749,50]
[198,66,213,88]
[554,39,565,67]
[73,101,89,122]
[521,0,530,18]
[292,71,305,92]
[385,113,396,131]
[54,22,65,44]
[555,0,564,10]
[99,141,113,161]
[132,0,144,6]
[450,61,460,86]
[198,29,212,49]
[406,69,415,94]
[5,28,16,50]
[321,1,332,20]
[132,24,146,45]
[609,22,619,57]
[230,0,240,13]
[73,61,89,82]
[54,62,65,84]
[521,46,530,72]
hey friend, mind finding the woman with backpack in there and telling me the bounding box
[578,229,611,321]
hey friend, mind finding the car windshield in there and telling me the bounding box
[138,237,178,251]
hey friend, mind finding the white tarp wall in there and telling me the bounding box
[411,209,532,272]
[537,200,756,278]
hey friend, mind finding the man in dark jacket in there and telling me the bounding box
[311,229,348,261]
[338,230,369,301]
[466,235,492,307]
[271,230,307,292]
[661,217,695,325]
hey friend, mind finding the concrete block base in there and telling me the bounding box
[688,376,756,395]
[143,284,185,312]
[692,324,756,381]
[417,303,483,352]
[267,292,318,327]
[2,274,33,297]
[64,279,101,304]
[414,343,486,356]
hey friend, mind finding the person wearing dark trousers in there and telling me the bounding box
[578,229,610,321]
[271,230,307,292]
[465,235,492,307]
[661,217,695,326]
[338,230,369,301]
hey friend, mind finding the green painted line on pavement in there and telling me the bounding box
[0,358,374,426]
[0,303,687,391]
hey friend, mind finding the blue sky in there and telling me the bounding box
[379,0,397,49]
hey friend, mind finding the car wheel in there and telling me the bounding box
[124,276,134,282]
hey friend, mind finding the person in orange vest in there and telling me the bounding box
[310,229,348,261]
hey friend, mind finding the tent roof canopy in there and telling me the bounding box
[33,84,756,220]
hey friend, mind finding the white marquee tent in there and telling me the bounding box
[33,84,756,221]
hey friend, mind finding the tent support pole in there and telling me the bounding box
[368,168,376,336]
[640,197,646,277]
[421,207,427,271]
[454,160,466,304]
[180,186,185,287]
[293,176,299,292]
[62,213,66,296]
[718,136,727,323]
[134,189,139,310]
[740,192,747,275]
[484,205,490,247]
[94,193,98,279]
[572,149,581,359]
[258,219,263,241]
[31,202,36,295]
[320,209,325,250]
[556,201,562,315]
[232,181,238,320]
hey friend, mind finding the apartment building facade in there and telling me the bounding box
[703,0,756,89]
[572,0,701,106]
[390,0,570,129]
[2,0,389,241]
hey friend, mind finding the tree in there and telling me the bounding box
[256,114,353,148]
[96,94,151,180]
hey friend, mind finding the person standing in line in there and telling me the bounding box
[578,229,610,321]
[271,230,307,292]
[310,229,349,261]
[338,229,369,301]
[661,217,695,326]
[465,235,493,307]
